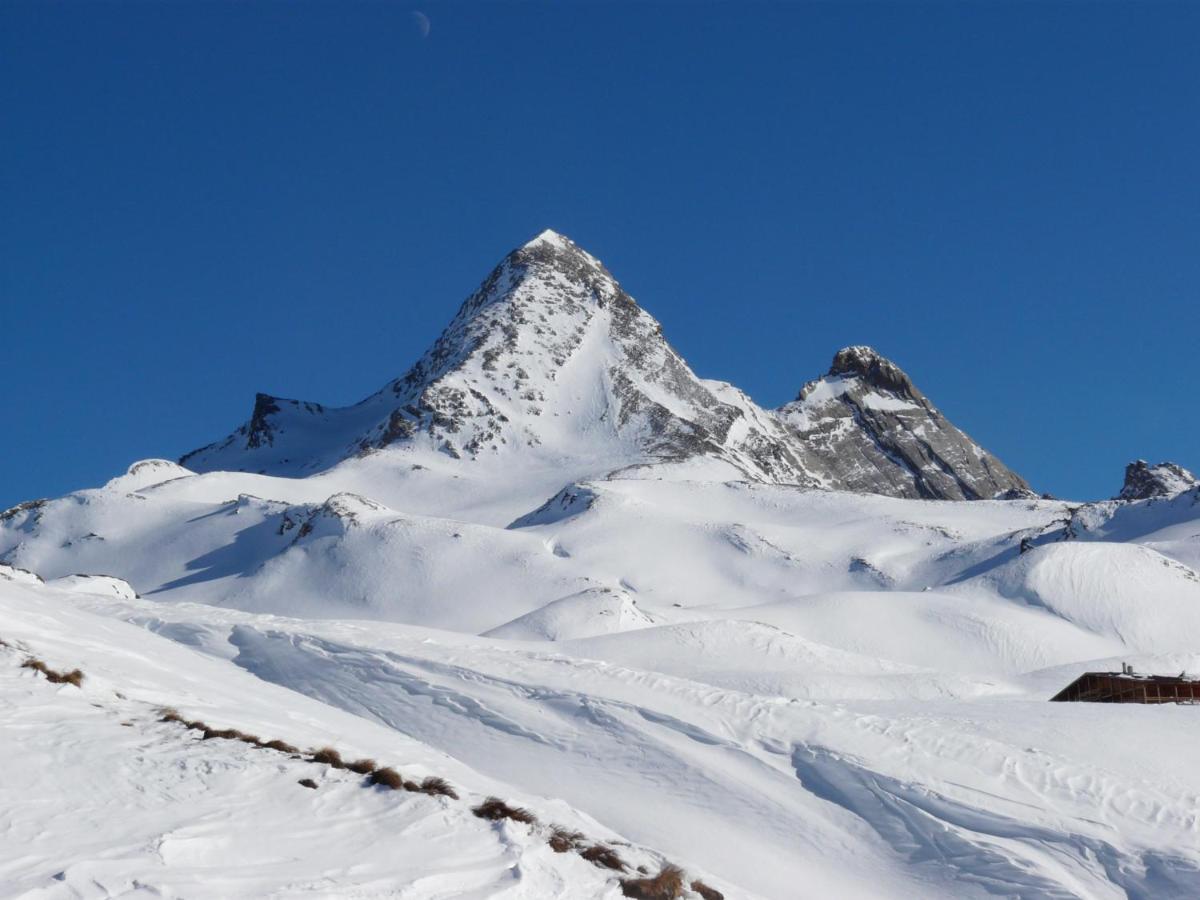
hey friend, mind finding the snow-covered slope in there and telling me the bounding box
[778,346,1031,500]
[8,550,1200,899]
[0,577,707,899]
[5,230,1200,898]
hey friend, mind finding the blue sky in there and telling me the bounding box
[2,1,1197,508]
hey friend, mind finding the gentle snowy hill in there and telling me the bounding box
[777,345,1031,500]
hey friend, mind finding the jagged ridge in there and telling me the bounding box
[181,231,1030,501]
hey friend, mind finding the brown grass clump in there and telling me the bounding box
[415,776,458,799]
[298,778,318,789]
[310,747,347,769]
[158,707,184,724]
[690,880,724,900]
[21,658,84,687]
[472,796,537,825]
[196,726,259,744]
[548,826,584,853]
[368,767,405,790]
[260,739,299,754]
[579,844,626,872]
[620,864,686,899]
[345,758,377,775]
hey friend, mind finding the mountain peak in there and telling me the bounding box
[1117,460,1198,501]
[778,346,1031,500]
[827,346,916,399]
[522,228,572,250]
[180,230,814,485]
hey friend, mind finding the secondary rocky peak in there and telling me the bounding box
[1118,460,1198,501]
[826,346,918,400]
[779,347,1031,501]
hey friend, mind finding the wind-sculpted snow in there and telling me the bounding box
[39,584,1200,899]
[0,579,655,899]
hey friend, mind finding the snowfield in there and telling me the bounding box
[3,232,1200,898]
[4,463,1200,898]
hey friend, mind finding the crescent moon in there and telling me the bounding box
[412,11,431,39]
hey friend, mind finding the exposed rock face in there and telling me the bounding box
[777,346,1032,500]
[181,230,817,485]
[180,231,1031,501]
[1117,460,1198,501]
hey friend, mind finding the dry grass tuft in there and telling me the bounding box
[619,864,686,899]
[202,727,243,741]
[298,778,318,790]
[690,879,724,900]
[368,767,405,790]
[580,844,627,872]
[22,658,84,687]
[472,796,537,825]
[310,746,347,769]
[158,707,184,724]
[415,776,458,799]
[260,739,299,754]
[345,758,377,775]
[548,826,584,853]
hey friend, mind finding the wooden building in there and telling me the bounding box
[1051,664,1200,704]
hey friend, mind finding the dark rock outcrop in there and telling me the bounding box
[1117,460,1198,501]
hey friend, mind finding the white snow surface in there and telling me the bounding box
[4,450,1200,898]
[5,232,1199,897]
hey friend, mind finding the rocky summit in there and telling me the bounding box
[777,345,1032,500]
[182,230,1029,500]
[1117,459,1199,501]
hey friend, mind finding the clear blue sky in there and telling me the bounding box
[3,1,1197,508]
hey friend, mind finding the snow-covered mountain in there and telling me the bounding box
[180,230,1028,501]
[777,345,1031,500]
[182,230,815,487]
[6,230,1200,898]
